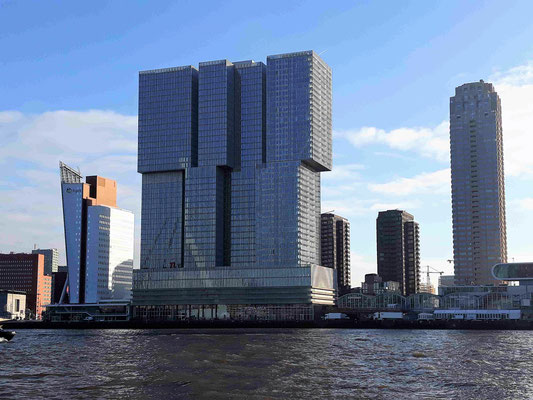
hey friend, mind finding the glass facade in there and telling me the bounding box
[140,171,184,269]
[138,66,198,173]
[85,206,134,303]
[492,263,533,281]
[450,81,507,285]
[135,51,335,315]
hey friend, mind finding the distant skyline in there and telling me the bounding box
[1,1,533,287]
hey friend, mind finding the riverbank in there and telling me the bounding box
[3,319,533,330]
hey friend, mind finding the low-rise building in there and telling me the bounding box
[361,273,400,295]
[0,289,26,320]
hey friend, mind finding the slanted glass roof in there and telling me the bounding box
[492,263,533,280]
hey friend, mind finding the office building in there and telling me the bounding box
[0,253,51,319]
[361,273,400,295]
[439,275,455,287]
[0,290,26,321]
[450,81,507,285]
[376,210,420,296]
[134,51,335,321]
[321,213,351,295]
[32,248,58,276]
[59,162,134,304]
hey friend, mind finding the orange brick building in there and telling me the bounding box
[0,253,52,319]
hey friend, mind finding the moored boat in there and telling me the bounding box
[0,326,16,341]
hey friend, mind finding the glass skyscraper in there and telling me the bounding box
[59,162,134,304]
[133,51,335,321]
[450,80,507,285]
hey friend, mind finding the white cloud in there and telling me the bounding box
[491,61,533,86]
[368,168,450,196]
[0,110,137,168]
[322,163,365,199]
[324,163,365,181]
[350,251,377,288]
[321,198,370,218]
[512,198,533,211]
[369,200,422,211]
[490,64,533,177]
[335,60,533,179]
[321,197,423,219]
[0,110,24,124]
[335,121,450,162]
[0,110,140,265]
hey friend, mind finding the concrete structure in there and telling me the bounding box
[134,51,335,321]
[419,282,436,294]
[59,162,134,304]
[376,210,420,296]
[0,253,51,319]
[361,273,400,296]
[0,290,26,320]
[321,213,351,295]
[450,81,507,285]
[32,248,58,275]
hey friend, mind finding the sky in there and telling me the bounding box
[1,0,533,288]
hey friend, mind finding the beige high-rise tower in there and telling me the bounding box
[450,81,507,285]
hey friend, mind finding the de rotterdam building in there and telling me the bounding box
[450,81,507,285]
[133,51,335,321]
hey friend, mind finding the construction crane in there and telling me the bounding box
[424,265,444,290]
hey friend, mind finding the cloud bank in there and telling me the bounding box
[0,110,139,264]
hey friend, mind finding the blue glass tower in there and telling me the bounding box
[134,51,335,321]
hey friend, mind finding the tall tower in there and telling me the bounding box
[320,213,351,295]
[450,81,507,285]
[134,51,335,320]
[60,162,134,304]
[376,210,420,296]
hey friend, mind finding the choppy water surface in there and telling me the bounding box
[1,329,532,399]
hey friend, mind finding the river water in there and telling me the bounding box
[0,329,531,399]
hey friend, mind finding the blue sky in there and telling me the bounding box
[1,1,533,286]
